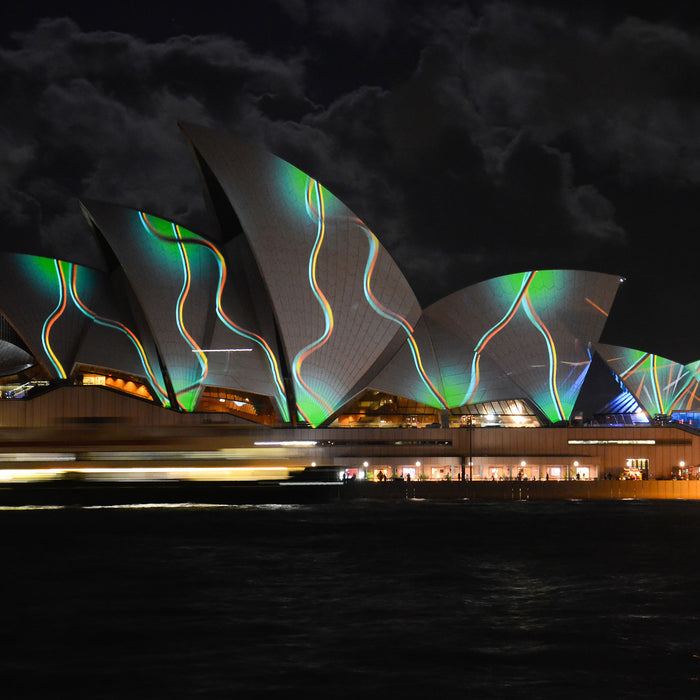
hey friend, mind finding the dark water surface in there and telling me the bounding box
[3,499,700,698]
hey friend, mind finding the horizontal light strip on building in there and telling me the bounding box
[253,441,317,447]
[568,439,656,445]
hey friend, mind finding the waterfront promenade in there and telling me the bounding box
[342,478,700,501]
[3,477,700,506]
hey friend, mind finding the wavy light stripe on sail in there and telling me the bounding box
[461,271,535,406]
[172,226,289,421]
[138,215,288,418]
[172,221,208,406]
[139,213,206,410]
[291,179,334,420]
[358,220,448,409]
[651,354,664,414]
[41,259,68,378]
[67,262,170,406]
[522,293,565,421]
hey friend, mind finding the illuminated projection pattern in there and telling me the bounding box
[180,125,626,425]
[596,345,700,415]
[424,270,621,422]
[357,219,448,410]
[0,253,167,403]
[290,176,445,423]
[290,178,335,423]
[181,123,424,426]
[1,126,678,429]
[368,316,448,410]
[66,262,169,405]
[82,202,288,417]
[138,213,288,418]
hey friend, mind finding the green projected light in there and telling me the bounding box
[291,179,336,426]
[137,212,207,412]
[136,212,289,419]
[607,348,700,415]
[277,159,345,221]
[67,263,170,407]
[359,221,447,410]
[275,156,447,425]
[454,270,594,422]
[287,174,447,424]
[17,255,169,404]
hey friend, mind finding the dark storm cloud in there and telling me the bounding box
[313,0,399,40]
[0,18,308,263]
[278,17,630,301]
[1,3,698,359]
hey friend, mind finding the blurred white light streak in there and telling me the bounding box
[253,441,317,447]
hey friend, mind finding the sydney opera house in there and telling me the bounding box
[0,123,698,483]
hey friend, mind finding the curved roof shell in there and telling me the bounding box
[0,251,166,397]
[81,201,289,417]
[181,123,422,426]
[421,269,622,422]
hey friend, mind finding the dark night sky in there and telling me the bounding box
[2,1,699,362]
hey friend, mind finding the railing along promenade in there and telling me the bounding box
[341,478,700,501]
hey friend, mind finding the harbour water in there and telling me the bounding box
[3,499,700,697]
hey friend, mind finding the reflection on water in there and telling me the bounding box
[3,500,700,698]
